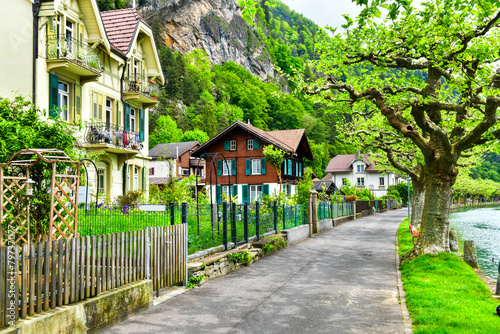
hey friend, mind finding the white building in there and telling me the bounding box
[323,153,399,197]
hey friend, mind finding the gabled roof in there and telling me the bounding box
[324,154,378,173]
[190,121,314,160]
[149,141,200,159]
[101,8,144,55]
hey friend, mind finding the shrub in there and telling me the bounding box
[345,194,357,202]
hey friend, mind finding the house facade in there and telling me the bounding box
[191,121,314,204]
[0,1,164,202]
[149,141,205,185]
[324,153,398,197]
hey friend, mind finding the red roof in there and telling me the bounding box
[324,154,378,173]
[101,8,146,54]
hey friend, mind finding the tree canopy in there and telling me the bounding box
[304,0,500,259]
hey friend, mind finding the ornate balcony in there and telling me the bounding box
[123,74,160,108]
[46,36,104,82]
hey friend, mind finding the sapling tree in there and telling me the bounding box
[304,0,500,259]
[263,145,286,189]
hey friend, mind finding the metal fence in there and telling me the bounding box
[79,202,311,255]
[318,202,353,221]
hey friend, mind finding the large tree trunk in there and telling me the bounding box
[403,160,458,261]
[410,181,425,230]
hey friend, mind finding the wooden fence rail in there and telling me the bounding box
[0,224,187,327]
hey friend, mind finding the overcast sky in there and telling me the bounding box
[279,0,363,31]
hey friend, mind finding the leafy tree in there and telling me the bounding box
[180,129,210,143]
[263,145,286,188]
[305,0,500,259]
[149,115,183,149]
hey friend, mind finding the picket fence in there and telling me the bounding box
[0,224,187,327]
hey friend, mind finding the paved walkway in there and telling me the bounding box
[104,209,408,334]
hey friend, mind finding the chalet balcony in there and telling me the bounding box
[123,74,160,108]
[46,36,103,82]
[83,122,143,150]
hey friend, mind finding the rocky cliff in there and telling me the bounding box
[138,0,275,80]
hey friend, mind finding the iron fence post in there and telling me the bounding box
[256,201,260,240]
[273,201,278,233]
[282,205,286,230]
[231,202,237,245]
[223,202,228,250]
[244,203,248,243]
[183,223,188,286]
[170,202,175,226]
[181,203,187,225]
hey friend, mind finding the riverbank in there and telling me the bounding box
[397,221,500,333]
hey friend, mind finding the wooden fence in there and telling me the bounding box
[0,224,187,327]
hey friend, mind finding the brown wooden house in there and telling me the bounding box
[190,121,313,203]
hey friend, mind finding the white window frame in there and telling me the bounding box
[97,169,105,193]
[105,98,112,124]
[357,177,365,186]
[222,160,232,176]
[250,185,262,203]
[130,108,136,131]
[361,165,365,172]
[181,169,190,176]
[222,185,230,200]
[251,159,261,175]
[58,81,69,121]
[134,167,139,191]
[65,20,73,53]
[379,177,385,186]
[247,139,253,150]
[230,140,236,151]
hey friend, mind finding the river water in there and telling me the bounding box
[449,206,500,280]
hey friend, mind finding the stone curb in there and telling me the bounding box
[395,229,413,334]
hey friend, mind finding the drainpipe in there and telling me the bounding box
[32,0,41,106]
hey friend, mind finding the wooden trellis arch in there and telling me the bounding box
[0,149,81,246]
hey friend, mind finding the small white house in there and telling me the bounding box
[323,153,399,197]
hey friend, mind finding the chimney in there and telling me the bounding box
[356,150,360,157]
[247,119,251,125]
[132,0,136,8]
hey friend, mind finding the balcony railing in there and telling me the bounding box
[46,36,104,71]
[84,122,143,150]
[123,74,160,98]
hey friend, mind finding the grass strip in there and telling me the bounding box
[397,220,500,333]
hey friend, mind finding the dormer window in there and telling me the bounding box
[357,165,365,172]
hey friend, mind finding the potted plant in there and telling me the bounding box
[148,76,157,84]
[150,92,158,100]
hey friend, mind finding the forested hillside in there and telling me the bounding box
[95,0,354,177]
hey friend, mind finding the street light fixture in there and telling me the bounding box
[24,178,36,197]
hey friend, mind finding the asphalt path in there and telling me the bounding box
[103,209,408,334]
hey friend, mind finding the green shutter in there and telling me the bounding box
[288,159,292,175]
[263,184,269,197]
[49,73,59,119]
[245,159,251,175]
[231,159,237,175]
[142,167,145,190]
[292,161,296,176]
[288,184,291,195]
[217,160,222,176]
[224,140,230,150]
[124,103,131,131]
[116,100,122,127]
[242,184,249,204]
[92,91,98,119]
[261,158,266,175]
[299,162,302,177]
[139,109,145,141]
[232,184,238,200]
[254,139,259,149]
[216,185,221,203]
[74,82,81,121]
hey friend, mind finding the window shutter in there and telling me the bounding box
[217,160,222,176]
[92,91,98,119]
[263,184,269,197]
[74,82,81,121]
[232,185,238,199]
[142,167,146,190]
[254,139,259,149]
[261,158,266,175]
[292,161,296,176]
[245,159,251,175]
[288,184,291,195]
[299,162,302,177]
[224,140,230,150]
[139,109,145,141]
[122,163,128,194]
[231,159,237,175]
[216,185,221,203]
[124,103,131,131]
[288,159,292,175]
[116,100,122,127]
[242,185,249,204]
[49,73,59,119]
[98,94,104,120]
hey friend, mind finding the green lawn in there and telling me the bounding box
[397,221,500,333]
